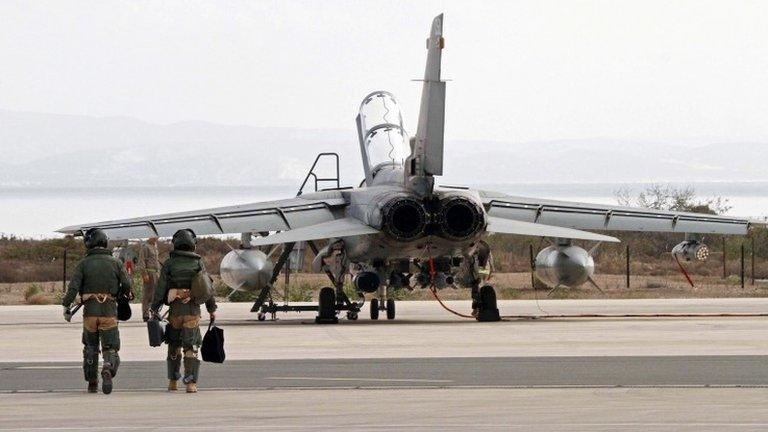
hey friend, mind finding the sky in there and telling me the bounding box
[2,0,768,144]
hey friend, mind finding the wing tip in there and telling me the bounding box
[56,226,81,236]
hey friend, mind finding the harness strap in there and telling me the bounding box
[81,293,115,303]
[168,288,192,304]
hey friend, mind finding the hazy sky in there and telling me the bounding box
[2,0,768,144]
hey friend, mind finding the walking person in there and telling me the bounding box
[150,229,217,393]
[62,228,133,394]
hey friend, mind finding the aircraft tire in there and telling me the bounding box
[476,285,501,322]
[315,287,339,324]
[370,298,379,320]
[386,298,396,320]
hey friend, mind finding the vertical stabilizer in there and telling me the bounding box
[406,14,446,196]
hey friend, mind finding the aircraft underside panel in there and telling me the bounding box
[57,194,347,240]
[481,193,750,235]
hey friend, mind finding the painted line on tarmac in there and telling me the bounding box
[11,366,80,370]
[3,423,768,431]
[2,384,768,394]
[265,376,454,383]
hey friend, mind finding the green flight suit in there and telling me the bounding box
[152,250,217,384]
[63,248,132,383]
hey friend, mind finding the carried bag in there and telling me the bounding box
[201,320,225,363]
[147,317,165,347]
[190,269,214,304]
[117,295,132,321]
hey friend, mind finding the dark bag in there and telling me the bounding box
[147,318,165,347]
[117,296,132,321]
[201,320,225,363]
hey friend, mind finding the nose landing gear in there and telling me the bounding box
[386,298,396,320]
[370,285,396,321]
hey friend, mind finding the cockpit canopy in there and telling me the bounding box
[356,91,410,179]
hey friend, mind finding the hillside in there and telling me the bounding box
[3,109,768,187]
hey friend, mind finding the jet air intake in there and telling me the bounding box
[438,196,485,241]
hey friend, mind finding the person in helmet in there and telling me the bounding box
[62,228,133,394]
[150,229,217,393]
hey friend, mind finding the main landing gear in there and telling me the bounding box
[473,285,500,322]
[315,287,339,324]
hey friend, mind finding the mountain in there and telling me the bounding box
[443,140,765,185]
[1,109,766,187]
[0,110,362,187]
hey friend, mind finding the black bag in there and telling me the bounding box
[201,320,225,363]
[117,296,132,321]
[147,318,165,347]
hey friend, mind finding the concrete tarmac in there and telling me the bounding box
[0,299,767,431]
[1,356,767,392]
[2,388,768,432]
[1,299,767,362]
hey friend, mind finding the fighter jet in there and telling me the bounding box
[59,14,753,323]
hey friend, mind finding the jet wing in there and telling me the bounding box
[480,191,751,235]
[486,216,620,242]
[56,191,347,241]
[249,218,380,247]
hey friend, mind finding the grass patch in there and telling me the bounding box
[24,284,42,302]
[644,280,668,289]
[26,293,51,305]
[24,284,51,304]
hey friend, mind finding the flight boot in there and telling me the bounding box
[87,381,98,393]
[186,382,198,393]
[101,365,113,395]
[168,380,178,392]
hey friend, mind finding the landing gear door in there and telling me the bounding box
[356,91,409,185]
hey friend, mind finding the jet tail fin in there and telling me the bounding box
[406,14,446,195]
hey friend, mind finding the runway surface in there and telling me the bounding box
[0,300,767,431]
[2,355,767,392]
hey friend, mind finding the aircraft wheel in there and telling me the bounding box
[476,285,501,322]
[257,312,266,321]
[315,287,339,324]
[386,298,396,320]
[346,311,358,321]
[370,298,379,320]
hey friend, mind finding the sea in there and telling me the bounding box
[2,182,767,238]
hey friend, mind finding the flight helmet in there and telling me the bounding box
[172,229,197,251]
[83,228,109,249]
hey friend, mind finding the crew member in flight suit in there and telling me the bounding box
[150,229,217,393]
[139,237,160,321]
[62,228,133,394]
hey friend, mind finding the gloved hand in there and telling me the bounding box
[63,306,72,322]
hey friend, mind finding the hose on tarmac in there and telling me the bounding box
[427,284,768,320]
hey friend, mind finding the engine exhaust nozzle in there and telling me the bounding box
[439,197,485,241]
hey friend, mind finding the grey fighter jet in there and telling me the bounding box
[59,14,753,323]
